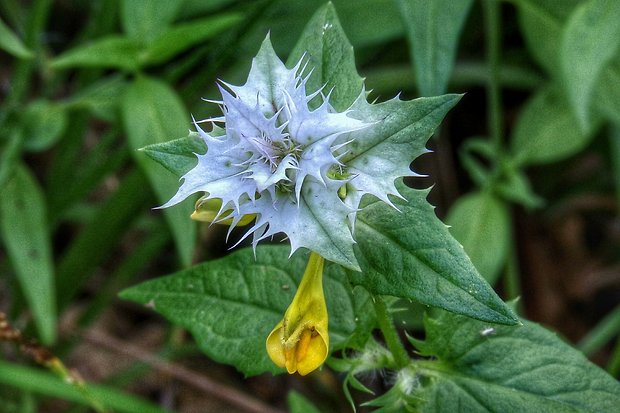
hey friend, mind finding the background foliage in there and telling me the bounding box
[1,0,619,411]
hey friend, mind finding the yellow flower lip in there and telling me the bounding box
[191,198,255,226]
[266,252,329,376]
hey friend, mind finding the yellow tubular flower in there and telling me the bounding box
[266,252,329,376]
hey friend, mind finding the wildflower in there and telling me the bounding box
[266,252,328,375]
[159,36,423,270]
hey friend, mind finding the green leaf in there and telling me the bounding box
[50,36,142,71]
[120,245,375,376]
[121,0,182,43]
[287,2,364,111]
[445,191,510,284]
[516,0,581,76]
[288,391,322,413]
[0,164,56,344]
[560,0,620,131]
[0,16,33,59]
[21,100,68,152]
[415,310,620,413]
[143,13,243,66]
[395,0,473,96]
[494,165,544,209]
[122,76,196,267]
[65,74,128,122]
[349,183,518,325]
[140,132,206,177]
[511,86,594,165]
[595,58,620,125]
[343,94,461,209]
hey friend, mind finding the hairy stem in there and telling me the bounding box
[373,296,409,369]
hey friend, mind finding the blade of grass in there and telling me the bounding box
[578,304,620,356]
[0,360,173,413]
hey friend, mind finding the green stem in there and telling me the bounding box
[483,0,502,152]
[373,296,409,369]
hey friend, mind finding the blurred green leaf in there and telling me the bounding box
[120,245,376,376]
[21,100,68,152]
[140,132,205,177]
[66,74,128,121]
[121,0,182,43]
[122,76,196,267]
[287,2,364,111]
[459,137,495,188]
[0,360,173,413]
[143,13,243,66]
[560,0,620,131]
[349,183,518,325]
[395,0,473,96]
[288,391,322,413]
[512,86,595,165]
[334,0,404,47]
[0,164,56,345]
[50,36,142,71]
[516,0,581,76]
[578,304,620,356]
[0,131,22,188]
[179,0,239,19]
[415,310,620,412]
[0,16,33,59]
[446,191,510,285]
[596,59,620,125]
[495,166,544,209]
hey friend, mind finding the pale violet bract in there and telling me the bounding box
[162,37,428,271]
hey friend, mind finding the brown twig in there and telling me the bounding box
[0,312,109,412]
[83,329,285,413]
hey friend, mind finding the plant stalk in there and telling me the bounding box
[483,0,502,152]
[373,296,409,369]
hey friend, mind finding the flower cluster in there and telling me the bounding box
[161,38,414,270]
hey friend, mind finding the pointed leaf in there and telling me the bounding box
[415,310,620,412]
[511,86,595,165]
[395,0,473,96]
[349,184,518,325]
[343,94,462,209]
[50,36,142,71]
[143,13,243,66]
[140,133,206,177]
[122,76,196,267]
[0,16,33,59]
[0,164,56,344]
[287,2,364,111]
[120,245,375,376]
